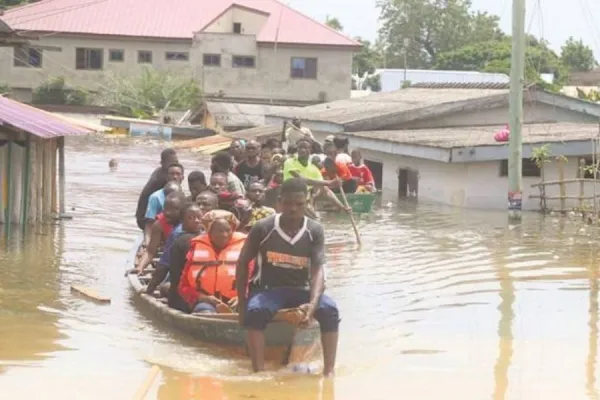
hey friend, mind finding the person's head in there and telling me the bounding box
[278,178,308,222]
[291,118,301,128]
[333,136,349,153]
[201,210,240,250]
[209,172,228,194]
[187,170,207,199]
[271,153,284,168]
[287,145,298,156]
[211,151,233,174]
[296,138,312,162]
[260,147,273,164]
[324,135,335,145]
[167,163,184,184]
[163,192,185,225]
[351,149,363,166]
[109,158,118,171]
[311,141,323,155]
[160,148,178,170]
[311,155,323,169]
[246,181,266,204]
[273,147,286,157]
[163,181,181,197]
[264,138,281,150]
[246,140,261,160]
[196,190,219,215]
[180,202,203,233]
[229,140,245,160]
[323,141,336,158]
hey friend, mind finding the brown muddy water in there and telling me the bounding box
[2,137,600,399]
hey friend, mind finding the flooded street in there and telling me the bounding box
[2,138,600,399]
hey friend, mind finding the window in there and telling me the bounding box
[232,55,255,68]
[500,159,541,177]
[233,22,242,34]
[13,47,42,68]
[291,57,318,79]
[582,157,598,179]
[138,50,153,64]
[203,54,221,67]
[109,49,124,62]
[75,48,103,70]
[165,52,189,61]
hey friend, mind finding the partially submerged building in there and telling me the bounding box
[0,96,93,233]
[262,82,600,211]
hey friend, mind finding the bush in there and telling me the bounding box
[32,77,89,105]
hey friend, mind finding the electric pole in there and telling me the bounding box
[508,0,526,221]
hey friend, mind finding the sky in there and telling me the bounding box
[288,0,600,58]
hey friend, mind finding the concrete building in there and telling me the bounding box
[260,82,600,211]
[0,0,359,104]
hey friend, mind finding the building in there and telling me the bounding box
[0,0,359,104]
[0,96,93,234]
[376,69,510,93]
[261,82,600,211]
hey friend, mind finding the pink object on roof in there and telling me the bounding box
[0,96,93,138]
[3,0,359,47]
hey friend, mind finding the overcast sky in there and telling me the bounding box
[289,0,600,58]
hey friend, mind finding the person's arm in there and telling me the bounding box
[235,223,265,325]
[143,195,160,244]
[136,222,162,273]
[146,263,169,295]
[302,223,326,324]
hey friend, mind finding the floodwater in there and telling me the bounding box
[2,137,600,399]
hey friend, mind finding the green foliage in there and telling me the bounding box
[531,144,552,169]
[377,0,502,68]
[434,36,568,86]
[560,37,597,72]
[0,83,10,96]
[325,16,343,31]
[576,88,600,102]
[353,37,381,77]
[32,76,89,105]
[0,0,35,6]
[98,67,202,118]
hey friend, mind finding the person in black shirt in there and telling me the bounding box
[234,139,265,188]
[135,148,178,229]
[236,178,339,376]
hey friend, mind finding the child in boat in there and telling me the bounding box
[179,210,250,314]
[242,181,275,232]
[187,171,208,202]
[349,149,376,193]
[134,192,186,275]
[209,172,250,224]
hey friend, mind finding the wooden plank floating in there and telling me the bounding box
[133,365,161,400]
[70,285,111,304]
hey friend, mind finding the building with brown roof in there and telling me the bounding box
[0,0,359,104]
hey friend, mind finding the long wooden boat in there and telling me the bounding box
[126,236,321,365]
[314,191,378,213]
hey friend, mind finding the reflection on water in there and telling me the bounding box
[1,137,600,399]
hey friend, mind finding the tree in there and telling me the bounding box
[353,37,381,76]
[0,0,38,7]
[377,0,502,68]
[97,67,202,118]
[434,36,568,88]
[32,77,89,105]
[561,37,597,72]
[0,83,10,96]
[325,15,343,31]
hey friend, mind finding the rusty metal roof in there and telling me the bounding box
[3,0,359,47]
[0,96,93,138]
[409,82,511,90]
[345,123,600,149]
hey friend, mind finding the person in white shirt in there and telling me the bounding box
[284,119,315,151]
[333,136,352,165]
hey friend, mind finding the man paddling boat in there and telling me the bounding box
[236,178,339,377]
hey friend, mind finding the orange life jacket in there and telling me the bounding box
[178,232,249,308]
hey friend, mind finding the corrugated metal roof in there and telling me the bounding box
[376,69,509,93]
[206,102,298,128]
[3,0,359,47]
[267,87,510,128]
[223,124,282,141]
[345,123,600,149]
[0,96,93,138]
[0,18,13,34]
[410,82,511,89]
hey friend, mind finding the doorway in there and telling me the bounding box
[398,168,418,198]
[364,159,383,190]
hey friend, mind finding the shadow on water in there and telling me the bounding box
[4,137,600,398]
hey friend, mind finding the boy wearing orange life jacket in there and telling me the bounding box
[178,210,253,314]
[135,192,185,275]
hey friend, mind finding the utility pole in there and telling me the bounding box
[403,38,409,84]
[507,0,526,221]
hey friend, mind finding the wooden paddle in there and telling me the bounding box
[336,178,361,245]
[133,365,161,400]
[70,285,111,304]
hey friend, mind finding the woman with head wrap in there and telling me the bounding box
[178,210,252,314]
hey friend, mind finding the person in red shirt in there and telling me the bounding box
[322,142,357,194]
[349,149,376,193]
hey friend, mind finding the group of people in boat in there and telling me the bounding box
[130,122,375,376]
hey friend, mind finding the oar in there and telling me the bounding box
[337,178,361,245]
[133,365,161,400]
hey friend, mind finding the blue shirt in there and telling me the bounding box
[159,224,183,266]
[145,189,166,220]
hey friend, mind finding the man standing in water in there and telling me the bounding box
[236,178,339,377]
[135,148,178,230]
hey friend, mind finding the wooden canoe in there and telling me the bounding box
[314,191,378,213]
[126,236,321,365]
